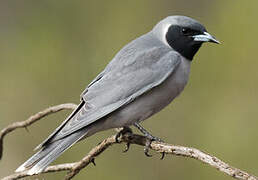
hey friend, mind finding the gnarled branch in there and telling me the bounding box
[1,103,257,180]
[0,103,77,160]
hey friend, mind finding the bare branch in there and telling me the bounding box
[1,163,76,180]
[0,103,77,160]
[1,103,257,180]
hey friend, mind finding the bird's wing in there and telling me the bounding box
[35,71,106,150]
[38,46,181,148]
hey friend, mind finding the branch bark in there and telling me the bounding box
[1,103,257,180]
[0,103,77,160]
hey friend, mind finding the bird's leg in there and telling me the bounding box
[133,122,163,142]
[115,126,133,152]
[134,122,164,158]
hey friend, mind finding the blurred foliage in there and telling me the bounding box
[0,0,258,179]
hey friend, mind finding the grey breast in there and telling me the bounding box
[91,33,191,129]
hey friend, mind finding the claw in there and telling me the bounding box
[91,158,96,166]
[123,142,131,153]
[144,138,152,157]
[115,126,133,154]
[144,148,152,157]
[160,152,165,160]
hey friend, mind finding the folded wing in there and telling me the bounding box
[38,46,181,148]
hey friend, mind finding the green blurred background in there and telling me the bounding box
[1,0,258,179]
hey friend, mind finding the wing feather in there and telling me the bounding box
[53,49,181,140]
[37,44,181,147]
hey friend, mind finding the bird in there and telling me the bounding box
[16,15,220,175]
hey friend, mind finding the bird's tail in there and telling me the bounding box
[15,127,88,175]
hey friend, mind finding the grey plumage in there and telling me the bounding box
[16,15,219,175]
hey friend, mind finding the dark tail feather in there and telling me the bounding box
[34,101,85,151]
[16,128,88,175]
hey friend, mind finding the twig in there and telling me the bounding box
[0,103,77,160]
[1,104,257,180]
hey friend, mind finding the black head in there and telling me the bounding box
[153,16,220,60]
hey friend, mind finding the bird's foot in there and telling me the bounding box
[133,122,165,158]
[133,122,163,142]
[115,127,133,153]
[160,152,166,160]
[145,134,164,143]
[115,126,133,142]
[143,137,166,159]
[144,138,153,157]
[123,142,131,153]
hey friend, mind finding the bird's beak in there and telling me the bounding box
[192,32,220,44]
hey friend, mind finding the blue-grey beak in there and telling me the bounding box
[192,32,220,44]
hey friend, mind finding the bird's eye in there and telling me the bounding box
[182,28,192,36]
